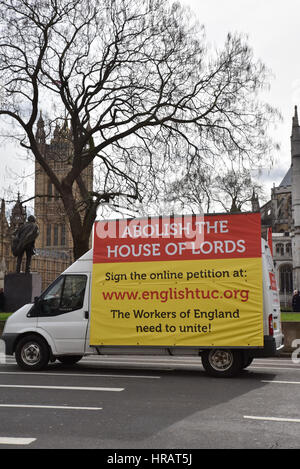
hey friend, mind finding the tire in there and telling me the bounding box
[15,334,50,371]
[243,356,253,369]
[57,355,83,365]
[201,349,243,378]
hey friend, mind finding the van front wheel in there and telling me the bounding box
[201,349,243,377]
[15,335,50,371]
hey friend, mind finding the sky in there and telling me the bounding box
[0,0,299,212]
[181,0,300,189]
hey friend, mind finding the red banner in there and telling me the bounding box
[93,213,262,264]
[267,227,273,257]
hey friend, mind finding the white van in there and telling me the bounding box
[1,238,284,377]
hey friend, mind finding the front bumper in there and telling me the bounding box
[1,333,19,356]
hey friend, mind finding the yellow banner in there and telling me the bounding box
[90,257,263,347]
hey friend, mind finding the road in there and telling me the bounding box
[0,355,299,449]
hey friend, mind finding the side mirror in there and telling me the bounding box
[27,296,41,318]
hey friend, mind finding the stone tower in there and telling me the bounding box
[0,199,10,271]
[34,113,93,259]
[10,193,27,233]
[291,106,300,290]
[251,189,260,212]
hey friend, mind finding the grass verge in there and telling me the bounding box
[281,312,300,322]
[0,313,11,321]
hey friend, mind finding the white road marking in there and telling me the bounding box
[0,371,160,379]
[255,360,297,365]
[0,437,36,445]
[244,415,300,423]
[0,384,124,392]
[0,404,102,410]
[262,380,300,385]
[250,366,300,371]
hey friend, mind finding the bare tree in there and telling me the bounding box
[0,0,279,258]
[212,168,265,213]
[164,159,214,214]
[166,164,265,214]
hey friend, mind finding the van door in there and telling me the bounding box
[262,241,282,349]
[32,274,89,355]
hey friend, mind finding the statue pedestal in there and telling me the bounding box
[4,273,42,312]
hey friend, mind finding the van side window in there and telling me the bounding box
[38,275,87,316]
[60,275,87,312]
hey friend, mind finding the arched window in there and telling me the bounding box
[279,264,293,293]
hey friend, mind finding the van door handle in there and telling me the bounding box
[84,311,89,319]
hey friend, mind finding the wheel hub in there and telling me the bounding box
[21,343,41,365]
[209,350,233,371]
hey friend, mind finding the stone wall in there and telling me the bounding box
[281,322,300,353]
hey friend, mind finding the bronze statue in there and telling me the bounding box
[12,215,39,273]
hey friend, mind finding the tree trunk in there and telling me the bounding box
[73,234,90,260]
[60,183,92,261]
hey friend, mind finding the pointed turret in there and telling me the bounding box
[60,118,72,142]
[10,193,27,233]
[291,106,300,156]
[0,199,9,233]
[251,188,260,212]
[291,105,300,289]
[36,110,46,144]
[0,199,5,218]
[52,118,71,142]
[53,122,60,141]
[293,105,299,127]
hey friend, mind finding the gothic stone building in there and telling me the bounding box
[0,114,93,292]
[260,106,300,307]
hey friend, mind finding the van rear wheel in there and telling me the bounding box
[243,356,253,369]
[201,349,243,377]
[15,335,50,371]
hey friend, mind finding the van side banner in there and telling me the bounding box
[90,213,264,347]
